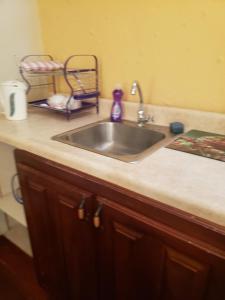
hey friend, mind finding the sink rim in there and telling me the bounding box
[52,119,175,162]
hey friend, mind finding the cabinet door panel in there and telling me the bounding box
[18,167,68,300]
[161,247,209,300]
[97,197,164,300]
[58,194,98,300]
[18,163,97,300]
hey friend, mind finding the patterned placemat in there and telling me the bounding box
[167,130,225,162]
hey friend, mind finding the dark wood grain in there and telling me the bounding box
[0,236,48,300]
[96,196,225,300]
[0,267,26,300]
[17,160,98,300]
[15,149,225,300]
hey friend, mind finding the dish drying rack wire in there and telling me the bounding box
[20,54,58,94]
[19,54,99,120]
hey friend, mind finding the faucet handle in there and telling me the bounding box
[149,115,154,123]
[137,113,154,127]
[144,114,150,123]
[144,114,155,124]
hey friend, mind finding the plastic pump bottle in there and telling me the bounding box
[111,85,123,122]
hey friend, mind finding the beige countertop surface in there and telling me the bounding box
[0,99,225,227]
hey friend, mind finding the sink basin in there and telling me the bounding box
[52,120,172,162]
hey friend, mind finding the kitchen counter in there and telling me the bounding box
[0,99,225,227]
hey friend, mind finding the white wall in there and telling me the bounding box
[0,0,43,81]
[0,0,42,239]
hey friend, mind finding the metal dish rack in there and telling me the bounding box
[20,54,99,119]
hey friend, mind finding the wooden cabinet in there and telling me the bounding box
[96,196,211,300]
[96,196,164,300]
[15,150,225,300]
[17,162,97,300]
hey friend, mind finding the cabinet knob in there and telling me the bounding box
[78,196,86,220]
[93,204,102,228]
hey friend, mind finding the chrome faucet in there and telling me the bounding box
[131,80,150,127]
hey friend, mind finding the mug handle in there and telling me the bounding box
[9,93,15,117]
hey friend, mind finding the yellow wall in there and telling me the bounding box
[37,0,225,113]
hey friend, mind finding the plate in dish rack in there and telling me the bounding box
[29,99,96,114]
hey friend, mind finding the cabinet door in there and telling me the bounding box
[96,197,212,300]
[18,164,66,300]
[96,196,165,300]
[56,187,98,300]
[17,163,97,300]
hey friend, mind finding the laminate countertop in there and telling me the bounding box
[0,100,225,227]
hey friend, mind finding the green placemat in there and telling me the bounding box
[167,130,225,162]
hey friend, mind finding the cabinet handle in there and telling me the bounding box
[93,204,102,228]
[78,197,86,220]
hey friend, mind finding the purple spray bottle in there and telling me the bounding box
[111,85,123,122]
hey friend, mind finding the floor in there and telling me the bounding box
[0,267,27,300]
[0,236,48,300]
[0,215,48,299]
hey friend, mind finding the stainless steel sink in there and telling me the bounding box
[52,120,173,162]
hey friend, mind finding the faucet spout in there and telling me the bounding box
[130,80,150,127]
[131,81,143,102]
